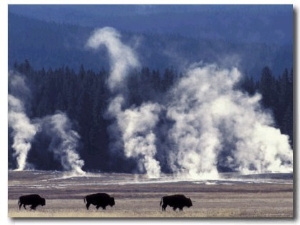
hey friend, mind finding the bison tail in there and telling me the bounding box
[18,199,21,210]
[83,197,86,203]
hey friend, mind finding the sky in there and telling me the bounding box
[1,1,299,225]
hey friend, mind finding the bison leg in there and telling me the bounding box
[23,204,27,210]
[173,207,177,211]
[162,204,167,211]
[18,203,22,210]
[30,205,37,210]
[179,207,183,211]
[96,205,101,210]
[102,206,106,210]
[86,202,91,210]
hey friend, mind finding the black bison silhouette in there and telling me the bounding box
[18,194,46,210]
[84,193,115,210]
[160,194,192,211]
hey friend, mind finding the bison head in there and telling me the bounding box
[109,197,115,207]
[40,198,46,206]
[187,198,192,208]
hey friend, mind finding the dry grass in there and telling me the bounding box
[8,192,293,218]
[8,171,294,218]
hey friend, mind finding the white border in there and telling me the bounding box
[3,0,298,4]
[2,1,298,225]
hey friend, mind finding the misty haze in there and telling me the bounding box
[8,5,293,218]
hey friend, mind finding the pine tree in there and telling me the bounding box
[259,66,277,112]
[240,75,255,95]
[281,104,293,148]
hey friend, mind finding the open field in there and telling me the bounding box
[8,171,293,218]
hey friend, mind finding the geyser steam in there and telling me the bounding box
[167,64,293,178]
[8,72,37,170]
[38,112,85,175]
[108,97,162,178]
[8,72,85,175]
[87,27,292,179]
[86,27,139,92]
[8,95,37,170]
[87,27,161,178]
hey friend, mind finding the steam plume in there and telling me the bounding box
[8,72,37,170]
[108,97,162,178]
[87,27,292,179]
[86,27,139,92]
[8,95,37,170]
[8,72,85,174]
[167,64,293,179]
[87,27,161,178]
[39,112,85,175]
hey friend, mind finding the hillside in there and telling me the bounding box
[8,12,292,78]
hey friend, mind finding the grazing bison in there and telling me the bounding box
[160,194,192,211]
[18,194,46,210]
[84,193,115,210]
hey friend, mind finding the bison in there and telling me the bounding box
[160,194,192,211]
[84,193,115,210]
[18,194,46,210]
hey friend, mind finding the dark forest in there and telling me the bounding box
[8,60,293,173]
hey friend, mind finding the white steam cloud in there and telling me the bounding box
[167,64,293,179]
[8,95,37,170]
[108,97,162,178]
[8,72,37,170]
[38,112,85,175]
[87,27,293,180]
[8,72,85,175]
[87,27,161,178]
[86,27,139,92]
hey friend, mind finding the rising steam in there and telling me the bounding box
[87,27,293,179]
[86,27,139,92]
[8,26,293,179]
[8,95,37,170]
[38,112,85,175]
[108,97,162,178]
[8,72,85,175]
[87,27,161,178]
[8,72,37,170]
[167,64,293,179]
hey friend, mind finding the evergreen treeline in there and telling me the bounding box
[9,60,293,172]
[241,66,293,148]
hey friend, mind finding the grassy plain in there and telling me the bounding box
[8,171,293,218]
